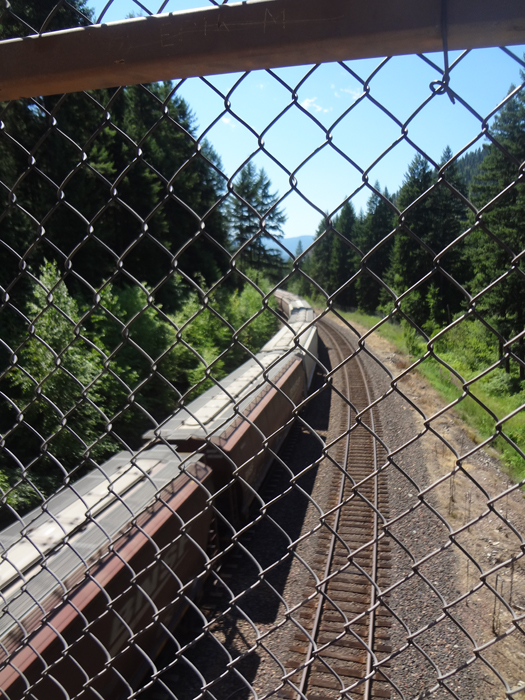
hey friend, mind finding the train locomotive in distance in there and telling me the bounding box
[143,291,318,524]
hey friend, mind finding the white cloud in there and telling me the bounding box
[221,116,235,128]
[339,86,362,99]
[301,96,319,111]
[301,97,332,114]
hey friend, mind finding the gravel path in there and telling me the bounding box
[330,312,525,700]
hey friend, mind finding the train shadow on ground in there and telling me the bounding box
[239,337,332,624]
[140,338,332,700]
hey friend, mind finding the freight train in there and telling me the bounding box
[144,289,317,521]
[0,291,317,699]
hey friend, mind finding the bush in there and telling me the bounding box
[480,369,521,397]
[1,261,117,507]
[402,321,425,357]
[435,318,498,373]
[0,264,282,516]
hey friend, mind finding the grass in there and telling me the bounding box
[338,309,525,484]
[339,309,408,348]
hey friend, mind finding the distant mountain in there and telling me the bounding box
[267,235,315,258]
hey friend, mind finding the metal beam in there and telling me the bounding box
[1,0,525,101]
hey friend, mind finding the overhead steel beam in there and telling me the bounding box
[1,0,525,101]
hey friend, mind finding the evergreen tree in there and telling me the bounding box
[470,84,525,371]
[388,155,434,296]
[228,163,287,272]
[0,81,230,315]
[427,146,470,325]
[355,184,395,314]
[455,146,489,196]
[332,201,359,308]
[0,0,92,39]
[309,202,359,308]
[386,151,468,329]
[287,240,315,298]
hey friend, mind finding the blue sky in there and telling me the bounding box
[87,1,525,240]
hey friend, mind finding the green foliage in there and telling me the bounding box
[435,318,498,374]
[455,146,489,196]
[170,291,229,395]
[85,282,183,433]
[402,321,425,357]
[0,82,230,317]
[481,370,521,397]
[468,85,525,358]
[0,58,290,518]
[286,241,314,299]
[355,185,396,314]
[228,163,287,273]
[163,276,278,397]
[342,307,525,482]
[387,150,468,329]
[308,203,359,308]
[0,258,280,516]
[225,281,280,354]
[0,0,93,39]
[1,262,114,510]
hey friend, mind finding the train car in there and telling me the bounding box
[0,290,316,698]
[274,289,315,324]
[144,291,318,521]
[0,446,213,699]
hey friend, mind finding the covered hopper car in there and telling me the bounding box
[274,289,315,324]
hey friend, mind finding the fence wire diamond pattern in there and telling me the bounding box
[0,3,525,700]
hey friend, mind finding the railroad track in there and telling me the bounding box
[140,316,393,700]
[281,316,392,700]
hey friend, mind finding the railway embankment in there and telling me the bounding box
[142,308,525,700]
[330,312,525,698]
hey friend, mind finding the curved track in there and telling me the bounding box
[139,314,393,700]
[285,316,392,700]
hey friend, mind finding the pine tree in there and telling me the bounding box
[309,202,359,308]
[355,184,395,314]
[455,146,489,196]
[0,80,230,314]
[469,85,525,372]
[0,0,92,40]
[427,146,470,326]
[386,151,468,329]
[228,163,286,271]
[332,201,359,308]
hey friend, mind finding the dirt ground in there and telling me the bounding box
[332,314,525,699]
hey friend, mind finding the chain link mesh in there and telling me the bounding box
[1,2,525,699]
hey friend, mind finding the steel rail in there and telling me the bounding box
[359,337,381,700]
[295,317,382,700]
[323,318,382,700]
[295,318,353,699]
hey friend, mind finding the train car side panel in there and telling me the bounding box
[217,357,306,513]
[299,325,319,389]
[0,466,214,700]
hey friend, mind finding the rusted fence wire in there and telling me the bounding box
[1,2,525,699]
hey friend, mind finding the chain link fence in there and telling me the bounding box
[1,2,525,699]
